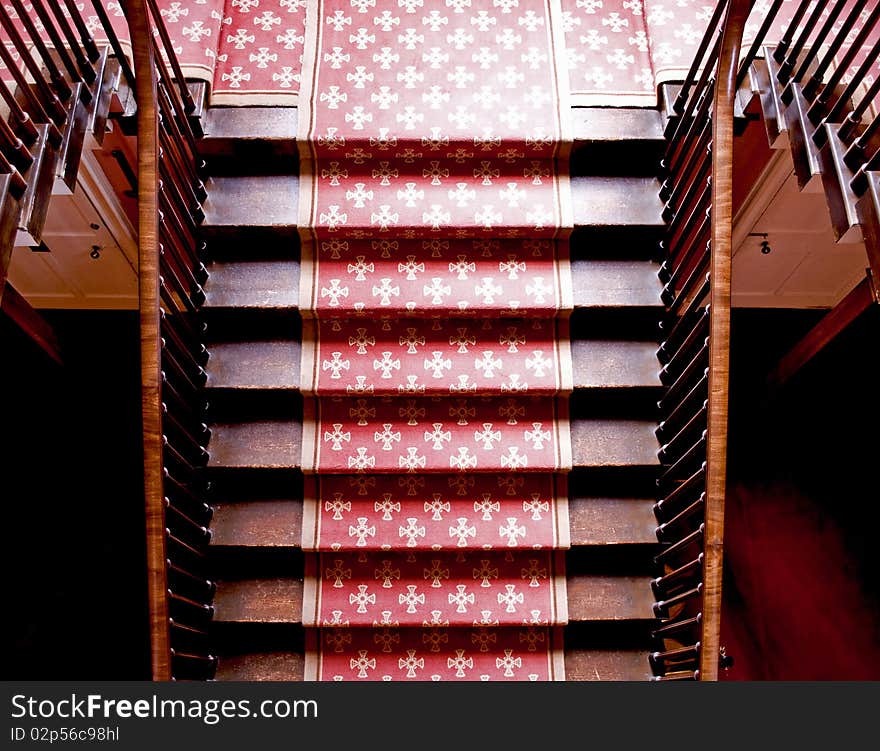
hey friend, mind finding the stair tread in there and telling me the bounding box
[208,418,659,469]
[212,574,654,624]
[573,176,663,227]
[571,259,663,308]
[204,336,658,391]
[204,260,299,309]
[203,175,299,227]
[569,497,658,546]
[203,107,298,143]
[204,258,660,311]
[207,340,301,390]
[208,496,658,549]
[201,106,662,148]
[214,648,651,681]
[215,651,305,682]
[214,578,304,623]
[201,175,662,230]
[570,420,660,467]
[572,340,661,389]
[211,500,302,548]
[571,108,664,143]
[562,648,653,681]
[208,421,302,468]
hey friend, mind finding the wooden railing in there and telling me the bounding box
[125,0,212,680]
[654,0,880,679]
[0,0,133,300]
[651,0,750,681]
[0,1,209,679]
[751,0,880,387]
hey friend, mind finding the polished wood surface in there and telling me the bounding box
[699,0,750,681]
[130,0,171,682]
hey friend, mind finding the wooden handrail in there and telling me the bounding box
[652,0,750,682]
[125,0,170,682]
[700,0,750,681]
[122,0,211,681]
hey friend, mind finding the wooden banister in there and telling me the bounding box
[700,0,749,682]
[652,0,751,681]
[123,0,211,681]
[125,0,170,682]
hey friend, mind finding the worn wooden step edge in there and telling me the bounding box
[213,647,653,681]
[202,258,664,311]
[201,175,664,229]
[205,419,660,470]
[209,496,659,549]
[201,106,663,148]
[211,574,656,624]
[204,338,661,391]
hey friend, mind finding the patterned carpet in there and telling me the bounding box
[295,0,572,681]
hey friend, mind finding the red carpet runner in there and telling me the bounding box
[297,0,573,681]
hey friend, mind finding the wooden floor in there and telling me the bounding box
[199,107,667,680]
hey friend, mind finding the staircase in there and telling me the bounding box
[197,106,666,680]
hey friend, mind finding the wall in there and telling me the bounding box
[720,308,880,680]
[1,311,149,679]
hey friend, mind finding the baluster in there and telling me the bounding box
[27,0,88,92]
[62,0,100,62]
[0,9,67,125]
[653,583,703,619]
[801,1,866,100]
[0,80,39,143]
[42,0,96,83]
[669,0,728,118]
[807,6,880,123]
[652,614,702,641]
[654,525,705,567]
[6,0,73,101]
[782,0,848,100]
[87,0,136,91]
[649,643,700,674]
[657,493,707,543]
[774,0,825,69]
[652,554,704,598]
[737,0,785,87]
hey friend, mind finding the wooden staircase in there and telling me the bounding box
[196,107,667,680]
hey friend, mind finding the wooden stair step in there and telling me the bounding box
[206,340,300,390]
[208,421,302,469]
[203,258,659,311]
[210,500,302,548]
[569,497,658,546]
[200,106,662,147]
[215,651,304,682]
[572,259,663,308]
[572,340,661,389]
[214,648,652,681]
[570,420,660,467]
[566,575,656,621]
[203,260,299,309]
[214,578,303,623]
[204,336,657,391]
[562,649,653,681]
[200,107,297,172]
[212,574,655,624]
[572,177,664,227]
[208,496,658,550]
[571,108,664,144]
[200,175,662,231]
[207,418,659,469]
[203,175,299,228]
